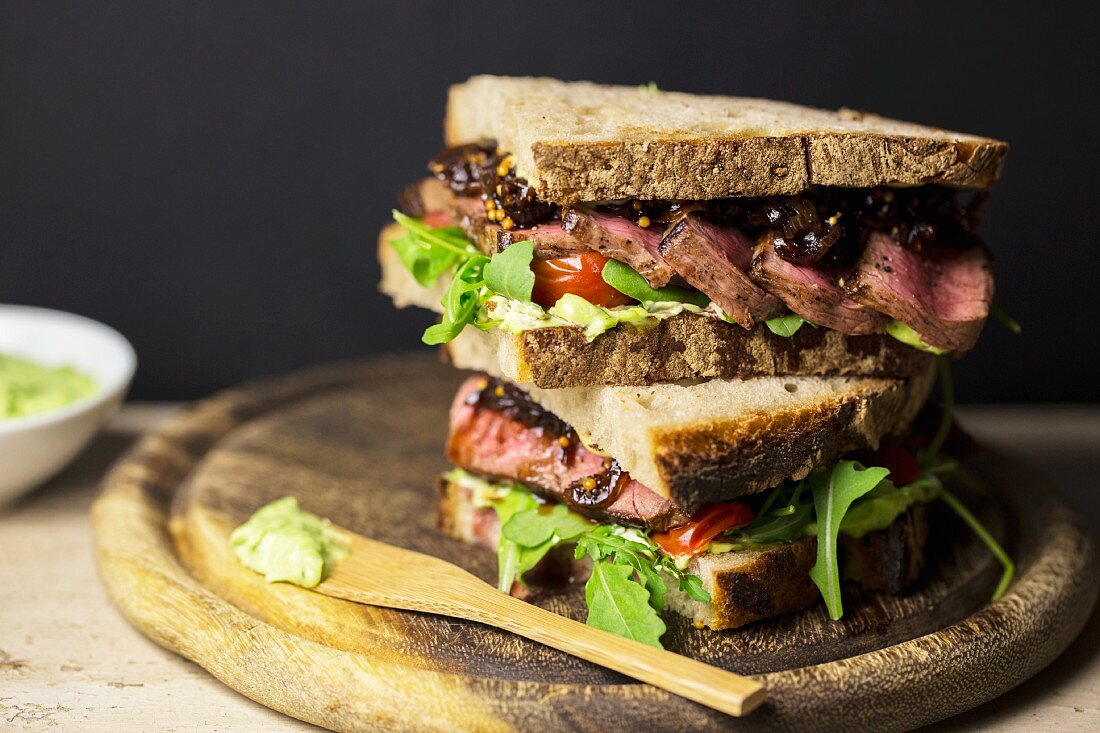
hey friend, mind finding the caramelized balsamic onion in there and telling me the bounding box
[428,145,985,262]
[464,376,571,437]
[568,459,627,509]
[710,187,985,264]
[465,376,625,501]
[430,142,555,227]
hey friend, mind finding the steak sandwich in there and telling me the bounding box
[379,76,1012,646]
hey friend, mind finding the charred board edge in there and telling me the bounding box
[92,354,1097,733]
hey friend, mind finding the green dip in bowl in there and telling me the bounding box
[0,354,99,421]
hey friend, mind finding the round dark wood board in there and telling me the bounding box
[92,354,1098,732]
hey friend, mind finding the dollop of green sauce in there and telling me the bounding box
[229,497,347,588]
[0,354,98,421]
[484,294,705,343]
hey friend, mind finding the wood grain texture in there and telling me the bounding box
[319,535,764,717]
[91,354,1098,733]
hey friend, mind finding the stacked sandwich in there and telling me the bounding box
[379,76,1010,646]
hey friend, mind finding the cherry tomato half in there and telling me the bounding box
[652,502,756,557]
[422,211,457,228]
[530,252,635,309]
[857,437,922,486]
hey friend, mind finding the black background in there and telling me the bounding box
[2,1,1095,401]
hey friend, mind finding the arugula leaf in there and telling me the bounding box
[493,498,710,646]
[886,319,950,355]
[577,526,666,611]
[502,504,593,547]
[496,504,593,591]
[765,312,809,337]
[921,358,955,463]
[391,210,475,255]
[389,210,490,347]
[774,481,807,516]
[422,255,489,345]
[389,234,461,287]
[389,210,477,288]
[496,540,522,593]
[743,501,813,543]
[513,538,558,581]
[636,561,668,612]
[491,489,540,525]
[938,486,1015,600]
[392,210,535,344]
[483,240,536,301]
[484,489,541,592]
[584,560,667,648]
[601,259,710,307]
[990,303,1023,335]
[488,488,709,646]
[575,525,711,607]
[754,482,788,518]
[807,461,891,620]
[678,573,709,604]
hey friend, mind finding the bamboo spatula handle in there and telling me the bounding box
[318,535,764,716]
[461,584,766,717]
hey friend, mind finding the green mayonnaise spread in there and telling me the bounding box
[482,294,705,342]
[229,497,347,588]
[0,354,98,421]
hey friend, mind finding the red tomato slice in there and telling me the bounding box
[422,211,457,228]
[530,252,635,309]
[652,502,756,557]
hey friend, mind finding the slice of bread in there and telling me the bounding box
[513,367,936,511]
[438,476,929,630]
[378,223,450,310]
[445,76,1007,202]
[378,226,935,385]
[445,314,934,387]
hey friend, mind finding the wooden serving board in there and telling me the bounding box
[92,354,1097,732]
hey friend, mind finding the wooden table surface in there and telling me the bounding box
[2,403,1098,732]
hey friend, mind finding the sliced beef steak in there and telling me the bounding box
[397,177,456,219]
[498,224,593,258]
[562,208,675,286]
[751,236,887,335]
[844,232,993,353]
[659,215,783,328]
[447,376,689,530]
[453,194,592,258]
[453,196,499,254]
[410,180,992,354]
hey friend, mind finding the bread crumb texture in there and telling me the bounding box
[446,76,1007,201]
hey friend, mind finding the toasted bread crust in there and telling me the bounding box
[524,133,1005,202]
[446,77,1007,202]
[649,366,936,510]
[446,314,934,387]
[515,363,936,510]
[438,477,929,630]
[692,503,929,629]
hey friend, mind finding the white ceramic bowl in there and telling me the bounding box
[0,305,136,504]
